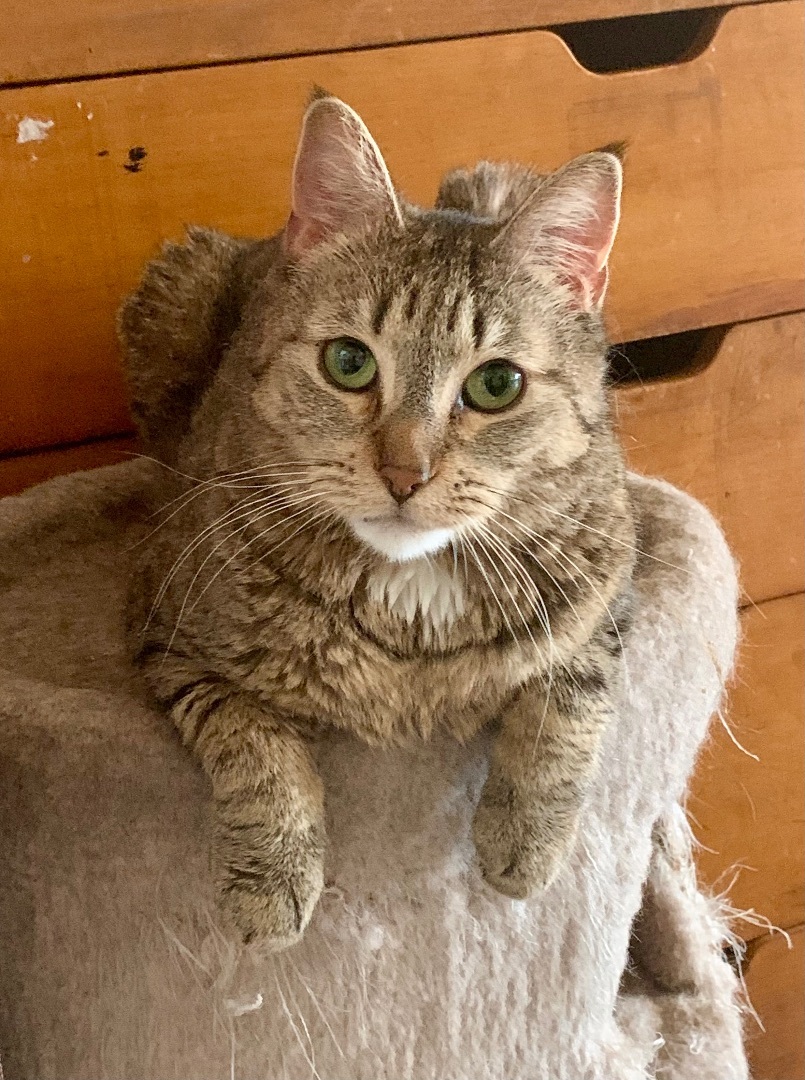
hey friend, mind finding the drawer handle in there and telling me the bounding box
[609,325,729,385]
[554,8,722,75]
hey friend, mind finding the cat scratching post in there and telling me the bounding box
[0,462,749,1079]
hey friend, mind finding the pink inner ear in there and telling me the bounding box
[284,98,399,258]
[519,153,622,311]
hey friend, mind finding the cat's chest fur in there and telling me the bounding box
[364,558,466,643]
[242,556,535,744]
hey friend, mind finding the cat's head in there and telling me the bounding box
[247,94,623,562]
[122,93,624,566]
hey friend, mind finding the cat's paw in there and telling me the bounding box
[472,778,577,900]
[215,818,325,949]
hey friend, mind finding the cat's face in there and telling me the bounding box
[251,95,622,563]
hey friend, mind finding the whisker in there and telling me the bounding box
[466,494,627,666]
[473,520,556,748]
[163,491,336,654]
[460,527,518,644]
[485,484,689,576]
[133,475,318,551]
[145,458,332,522]
[486,514,587,637]
[240,505,339,579]
[143,484,321,630]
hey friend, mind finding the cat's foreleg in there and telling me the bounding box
[163,679,325,946]
[472,651,614,899]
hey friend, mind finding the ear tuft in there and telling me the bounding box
[497,151,623,311]
[284,95,402,258]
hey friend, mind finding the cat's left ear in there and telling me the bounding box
[496,151,622,311]
[284,93,403,258]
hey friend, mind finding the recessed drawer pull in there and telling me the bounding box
[554,7,723,74]
[609,325,729,384]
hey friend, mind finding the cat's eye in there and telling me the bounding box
[461,361,524,412]
[321,337,378,392]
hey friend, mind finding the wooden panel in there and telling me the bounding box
[745,928,805,1080]
[618,313,805,606]
[1,1,802,454]
[0,437,140,499]
[0,0,767,87]
[689,594,804,941]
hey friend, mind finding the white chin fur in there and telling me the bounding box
[350,519,455,563]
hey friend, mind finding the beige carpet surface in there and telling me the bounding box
[0,461,749,1080]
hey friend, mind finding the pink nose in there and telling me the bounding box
[379,465,430,504]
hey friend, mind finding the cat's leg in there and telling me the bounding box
[472,644,615,899]
[155,669,325,947]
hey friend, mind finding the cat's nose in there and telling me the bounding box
[379,464,430,504]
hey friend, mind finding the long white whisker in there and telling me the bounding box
[474,522,544,645]
[488,513,585,636]
[165,492,336,653]
[488,505,629,688]
[144,459,332,524]
[134,475,318,551]
[474,520,556,749]
[241,505,339,578]
[487,485,688,576]
[143,483,320,630]
[213,499,336,594]
[461,528,518,644]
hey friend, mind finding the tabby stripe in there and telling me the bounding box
[446,293,462,333]
[472,307,486,349]
[404,286,420,321]
[371,292,391,336]
[161,678,227,746]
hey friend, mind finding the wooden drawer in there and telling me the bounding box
[1,1,802,455]
[617,312,805,606]
[0,0,766,85]
[690,592,804,941]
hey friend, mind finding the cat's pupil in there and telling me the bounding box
[484,364,514,397]
[336,342,367,374]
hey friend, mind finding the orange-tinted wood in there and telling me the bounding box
[1,2,802,454]
[0,0,766,86]
[617,313,805,606]
[0,437,140,499]
[689,593,805,942]
[744,928,805,1080]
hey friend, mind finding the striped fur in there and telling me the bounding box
[121,95,635,946]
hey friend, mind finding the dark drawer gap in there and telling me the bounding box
[608,325,729,385]
[554,7,723,74]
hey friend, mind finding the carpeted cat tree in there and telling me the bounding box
[0,461,750,1079]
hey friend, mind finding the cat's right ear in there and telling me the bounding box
[284,95,402,258]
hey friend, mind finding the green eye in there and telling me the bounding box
[462,361,524,412]
[322,337,377,392]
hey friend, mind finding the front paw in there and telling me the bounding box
[472,777,578,900]
[215,813,325,949]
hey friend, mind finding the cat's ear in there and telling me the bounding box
[496,151,622,311]
[284,93,402,257]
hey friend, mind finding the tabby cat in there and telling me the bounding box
[121,91,635,949]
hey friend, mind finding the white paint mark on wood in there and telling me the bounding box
[17,117,54,144]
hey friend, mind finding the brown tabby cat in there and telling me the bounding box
[121,91,635,949]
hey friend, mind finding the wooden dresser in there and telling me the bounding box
[1,2,802,1074]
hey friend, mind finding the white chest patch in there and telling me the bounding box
[367,558,466,640]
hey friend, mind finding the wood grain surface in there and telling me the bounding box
[690,593,804,942]
[0,0,767,86]
[618,313,805,606]
[1,1,802,455]
[744,927,805,1080]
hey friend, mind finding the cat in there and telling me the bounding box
[120,90,636,949]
